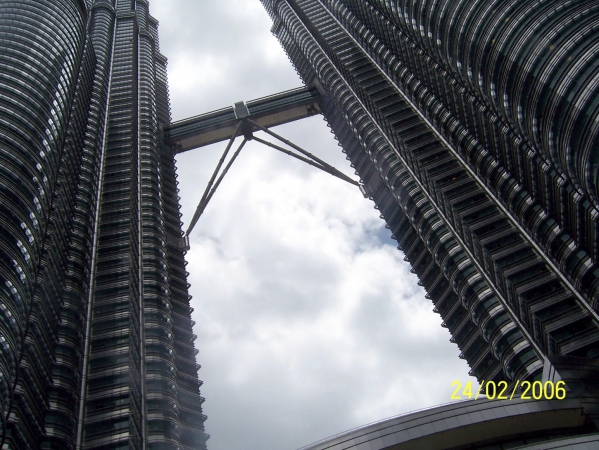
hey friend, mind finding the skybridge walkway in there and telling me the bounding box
[163,85,323,153]
[162,85,367,241]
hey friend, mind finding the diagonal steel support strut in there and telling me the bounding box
[192,122,242,219]
[184,119,361,239]
[186,137,248,236]
[252,136,359,186]
[245,118,356,185]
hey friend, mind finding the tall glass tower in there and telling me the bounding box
[0,1,207,449]
[261,0,599,384]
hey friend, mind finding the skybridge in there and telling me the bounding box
[162,85,369,242]
[163,85,324,153]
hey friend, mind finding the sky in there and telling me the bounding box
[148,1,478,449]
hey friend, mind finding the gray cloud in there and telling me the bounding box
[149,1,478,449]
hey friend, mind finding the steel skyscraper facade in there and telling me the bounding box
[261,0,599,384]
[0,1,207,449]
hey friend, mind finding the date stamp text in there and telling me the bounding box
[451,380,566,401]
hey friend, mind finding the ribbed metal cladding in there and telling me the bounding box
[154,48,210,450]
[76,1,208,450]
[81,6,146,448]
[0,0,207,448]
[40,39,98,450]
[139,7,208,450]
[0,0,88,448]
[262,0,599,383]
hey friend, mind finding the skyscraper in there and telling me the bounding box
[261,0,599,384]
[0,1,207,449]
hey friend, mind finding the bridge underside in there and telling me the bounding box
[163,84,363,239]
[163,85,322,153]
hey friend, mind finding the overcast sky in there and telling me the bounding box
[149,1,478,449]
